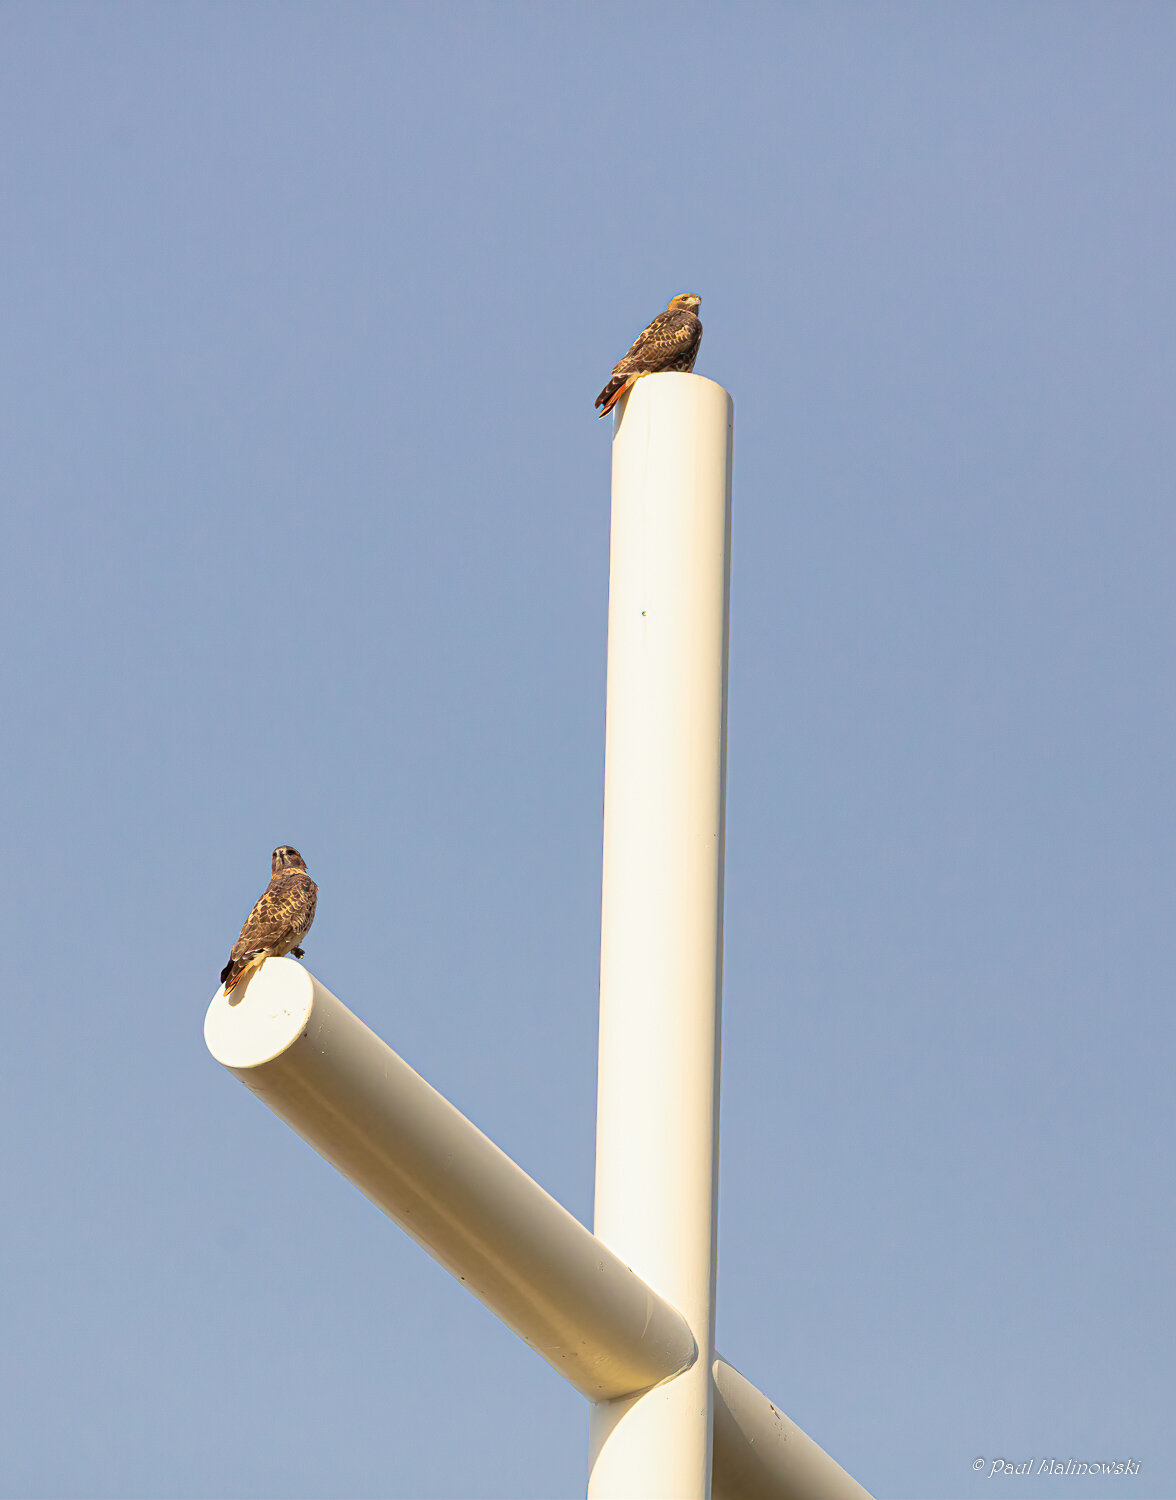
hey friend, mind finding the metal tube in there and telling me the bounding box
[712,1359,874,1500]
[589,373,735,1499]
[204,959,696,1401]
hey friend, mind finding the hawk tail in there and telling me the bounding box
[221,951,263,994]
[595,375,630,417]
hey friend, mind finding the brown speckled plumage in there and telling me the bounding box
[220,846,318,993]
[595,293,702,417]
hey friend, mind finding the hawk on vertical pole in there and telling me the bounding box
[595,293,703,417]
[220,846,318,994]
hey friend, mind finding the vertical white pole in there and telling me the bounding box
[588,372,734,1500]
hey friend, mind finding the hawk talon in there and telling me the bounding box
[291,947,305,959]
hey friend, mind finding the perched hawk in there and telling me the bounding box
[595,293,703,417]
[220,846,318,994]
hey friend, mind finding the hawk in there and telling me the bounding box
[220,846,318,995]
[595,293,702,417]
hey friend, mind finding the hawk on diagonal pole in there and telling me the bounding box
[595,293,703,417]
[220,846,318,994]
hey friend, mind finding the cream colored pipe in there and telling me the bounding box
[589,372,734,1499]
[205,959,695,1401]
[712,1359,874,1500]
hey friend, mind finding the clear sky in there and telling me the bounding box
[2,5,1173,1498]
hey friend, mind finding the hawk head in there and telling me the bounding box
[272,846,308,874]
[668,293,701,313]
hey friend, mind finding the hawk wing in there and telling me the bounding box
[221,873,318,986]
[595,309,702,415]
[615,307,702,375]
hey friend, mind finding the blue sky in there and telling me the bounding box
[2,5,1173,1498]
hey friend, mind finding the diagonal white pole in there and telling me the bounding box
[589,372,734,1499]
[204,960,695,1401]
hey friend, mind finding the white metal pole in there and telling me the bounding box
[711,1359,874,1500]
[589,372,734,1500]
[204,959,696,1400]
